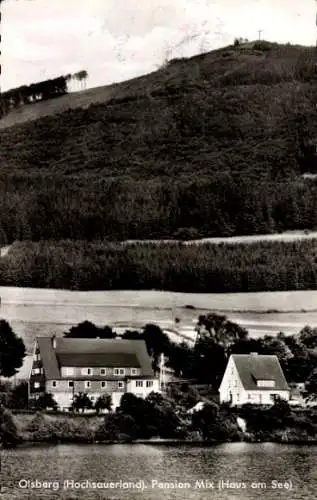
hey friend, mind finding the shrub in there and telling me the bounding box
[0,407,20,446]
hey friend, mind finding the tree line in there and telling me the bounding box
[0,174,316,244]
[1,238,317,292]
[63,317,317,390]
[0,71,88,119]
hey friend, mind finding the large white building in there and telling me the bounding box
[28,337,160,410]
[219,353,290,406]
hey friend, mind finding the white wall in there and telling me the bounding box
[52,392,73,409]
[219,356,246,405]
[126,379,160,399]
[219,357,290,406]
[241,390,290,405]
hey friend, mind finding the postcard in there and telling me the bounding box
[0,1,316,499]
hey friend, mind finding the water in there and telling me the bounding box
[1,443,316,499]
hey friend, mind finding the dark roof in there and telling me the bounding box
[57,353,140,368]
[37,338,60,379]
[36,337,154,379]
[232,354,290,391]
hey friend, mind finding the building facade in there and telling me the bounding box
[28,337,160,410]
[219,353,290,406]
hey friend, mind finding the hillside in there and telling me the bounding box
[1,41,317,244]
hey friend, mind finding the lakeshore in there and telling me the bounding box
[5,404,317,448]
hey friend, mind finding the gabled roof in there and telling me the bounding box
[36,337,154,379]
[37,337,60,379]
[231,354,290,391]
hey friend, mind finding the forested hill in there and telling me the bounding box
[1,41,317,243]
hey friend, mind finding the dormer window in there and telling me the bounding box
[257,380,276,388]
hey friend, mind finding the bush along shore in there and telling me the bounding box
[1,391,317,448]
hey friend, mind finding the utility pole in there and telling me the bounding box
[257,29,263,41]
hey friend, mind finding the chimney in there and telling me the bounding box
[52,335,56,349]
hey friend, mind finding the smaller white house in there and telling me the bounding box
[219,353,290,406]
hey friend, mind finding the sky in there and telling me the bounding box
[1,0,316,91]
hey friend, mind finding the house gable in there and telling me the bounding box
[219,355,246,404]
[219,354,290,405]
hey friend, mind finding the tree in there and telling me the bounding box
[64,321,116,339]
[34,393,58,411]
[0,407,20,447]
[191,403,219,440]
[71,392,93,412]
[0,320,26,378]
[196,314,248,354]
[305,369,317,395]
[72,70,88,90]
[260,335,293,365]
[299,326,317,349]
[121,330,142,340]
[7,381,29,410]
[95,394,112,413]
[229,338,262,356]
[166,341,194,377]
[142,324,171,369]
[192,337,227,387]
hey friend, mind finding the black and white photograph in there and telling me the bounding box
[0,0,317,498]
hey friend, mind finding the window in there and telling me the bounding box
[146,381,153,388]
[257,380,276,388]
[52,381,57,388]
[136,381,143,388]
[118,381,124,389]
[82,368,92,376]
[90,396,95,401]
[270,394,277,402]
[32,368,41,375]
[34,382,40,389]
[85,381,91,389]
[64,367,74,376]
[35,353,41,362]
[100,368,106,375]
[131,368,138,375]
[101,381,107,388]
[114,368,125,376]
[68,381,74,388]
